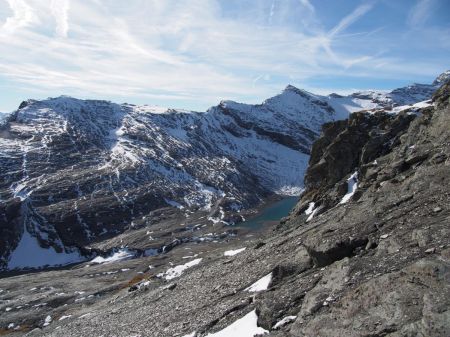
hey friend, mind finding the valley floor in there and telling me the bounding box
[0,195,296,336]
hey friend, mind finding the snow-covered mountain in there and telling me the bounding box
[0,91,327,270]
[0,71,448,270]
[433,70,450,86]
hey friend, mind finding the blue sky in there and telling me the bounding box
[0,0,449,112]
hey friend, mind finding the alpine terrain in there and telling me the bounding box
[0,72,448,337]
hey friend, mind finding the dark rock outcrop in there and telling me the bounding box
[293,111,416,217]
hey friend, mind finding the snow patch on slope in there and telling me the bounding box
[326,95,380,118]
[273,316,297,329]
[305,202,320,222]
[90,248,136,264]
[8,229,85,270]
[206,310,268,337]
[245,273,272,292]
[224,248,246,256]
[181,332,197,337]
[391,100,433,114]
[340,171,358,204]
[157,258,202,280]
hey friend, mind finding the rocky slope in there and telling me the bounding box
[0,72,448,273]
[0,81,448,336]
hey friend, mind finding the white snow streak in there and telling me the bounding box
[306,202,319,222]
[224,248,246,257]
[273,315,297,329]
[340,171,358,204]
[305,202,315,215]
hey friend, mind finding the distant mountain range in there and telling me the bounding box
[0,71,448,270]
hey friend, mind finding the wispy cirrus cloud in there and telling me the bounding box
[299,0,315,13]
[407,0,436,27]
[0,0,448,112]
[328,1,375,37]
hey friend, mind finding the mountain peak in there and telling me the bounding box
[283,84,313,97]
[284,84,299,91]
[432,70,450,86]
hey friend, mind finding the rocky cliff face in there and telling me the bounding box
[0,82,447,336]
[291,111,418,218]
[269,81,450,337]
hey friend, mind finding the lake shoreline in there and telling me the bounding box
[235,194,300,232]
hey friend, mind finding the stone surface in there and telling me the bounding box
[0,81,449,336]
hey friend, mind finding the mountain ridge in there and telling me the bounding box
[0,71,448,271]
[0,79,447,337]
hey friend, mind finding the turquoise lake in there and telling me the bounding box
[239,196,299,230]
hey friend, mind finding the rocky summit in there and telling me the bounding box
[0,75,449,337]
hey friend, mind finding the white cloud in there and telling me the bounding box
[0,0,346,106]
[0,0,446,110]
[2,0,38,32]
[50,0,69,37]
